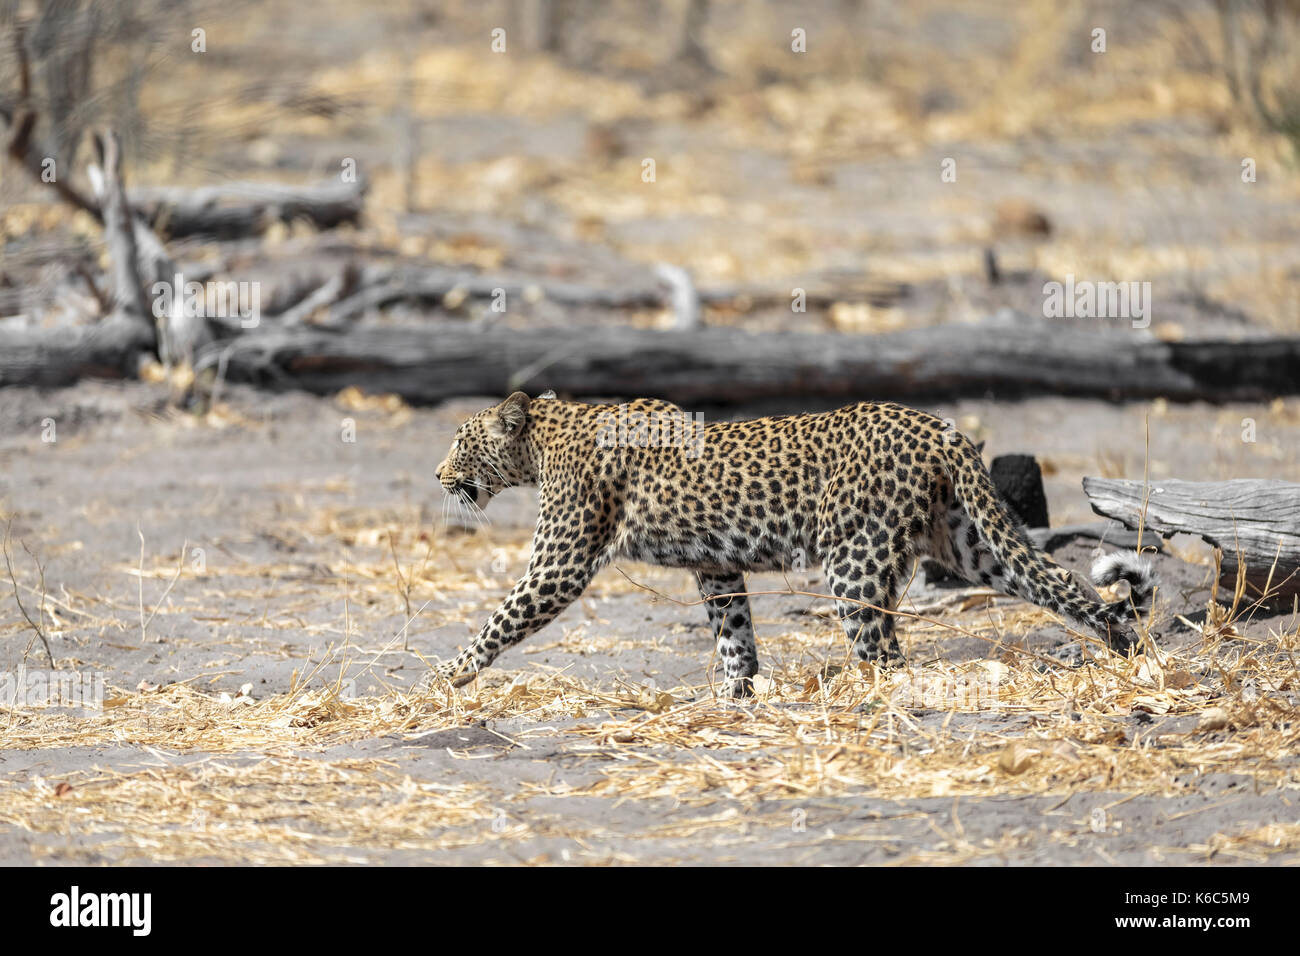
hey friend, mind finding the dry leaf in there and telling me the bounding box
[958,593,995,612]
[993,198,1052,237]
[1131,695,1172,715]
[1133,656,1164,687]
[635,688,674,713]
[998,740,1040,774]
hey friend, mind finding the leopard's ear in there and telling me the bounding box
[492,391,531,437]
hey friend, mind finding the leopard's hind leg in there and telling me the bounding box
[818,504,908,667]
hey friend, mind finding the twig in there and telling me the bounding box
[137,526,147,643]
[387,531,413,651]
[3,518,54,667]
[140,540,189,636]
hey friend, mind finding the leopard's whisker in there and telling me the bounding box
[485,459,510,488]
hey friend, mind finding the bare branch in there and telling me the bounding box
[3,518,55,668]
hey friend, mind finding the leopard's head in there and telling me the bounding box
[436,392,535,511]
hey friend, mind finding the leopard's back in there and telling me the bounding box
[589,400,946,572]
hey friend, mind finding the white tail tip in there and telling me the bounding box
[1091,551,1156,604]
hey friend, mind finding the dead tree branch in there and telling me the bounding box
[3,519,55,668]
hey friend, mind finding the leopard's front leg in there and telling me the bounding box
[424,560,595,688]
[696,571,758,698]
[421,489,610,691]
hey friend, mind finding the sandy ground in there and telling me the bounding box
[0,381,1297,865]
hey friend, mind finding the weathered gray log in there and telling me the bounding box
[1,99,194,365]
[0,318,154,385]
[695,279,909,309]
[128,179,366,239]
[188,324,1300,405]
[1083,477,1300,598]
[153,262,897,327]
[655,263,700,330]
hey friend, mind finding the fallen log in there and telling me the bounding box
[187,324,1300,405]
[1083,477,1300,600]
[0,317,154,386]
[91,129,216,367]
[128,179,366,240]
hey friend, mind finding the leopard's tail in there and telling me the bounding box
[1089,551,1157,612]
[945,434,1154,651]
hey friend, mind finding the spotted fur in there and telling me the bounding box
[424,393,1155,697]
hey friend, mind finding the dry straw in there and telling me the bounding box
[2,585,1295,863]
[3,501,1297,863]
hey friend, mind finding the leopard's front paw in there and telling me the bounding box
[875,649,906,669]
[861,636,906,669]
[446,667,478,688]
[415,659,480,693]
[724,676,755,699]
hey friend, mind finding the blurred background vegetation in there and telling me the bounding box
[2,0,1299,335]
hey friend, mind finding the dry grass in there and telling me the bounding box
[2,574,1296,862]
[1,756,502,865]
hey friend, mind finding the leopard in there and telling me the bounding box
[422,391,1155,697]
